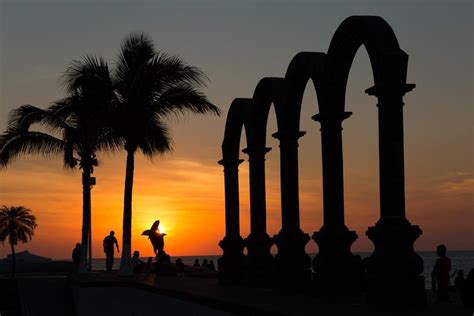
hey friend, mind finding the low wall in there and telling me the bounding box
[0,261,75,274]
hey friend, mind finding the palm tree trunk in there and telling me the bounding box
[79,169,92,273]
[119,148,135,275]
[10,241,16,278]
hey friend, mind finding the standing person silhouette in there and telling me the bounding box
[103,231,119,271]
[431,244,451,301]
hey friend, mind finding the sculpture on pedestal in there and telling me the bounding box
[142,220,170,263]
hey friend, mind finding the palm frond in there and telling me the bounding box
[63,54,112,96]
[114,32,155,94]
[139,121,172,157]
[150,52,209,92]
[6,105,53,133]
[0,130,65,168]
[94,128,124,155]
[155,85,220,118]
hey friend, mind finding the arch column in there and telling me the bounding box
[272,130,311,289]
[311,111,361,295]
[217,157,245,284]
[242,146,274,283]
[365,83,425,305]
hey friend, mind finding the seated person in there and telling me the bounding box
[132,250,145,273]
[208,260,216,271]
[176,258,185,277]
[144,257,154,273]
[454,270,465,292]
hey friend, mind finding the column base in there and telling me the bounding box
[245,233,274,284]
[218,235,245,285]
[312,225,361,296]
[273,229,311,290]
[365,217,426,306]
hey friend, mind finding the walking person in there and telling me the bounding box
[103,231,119,271]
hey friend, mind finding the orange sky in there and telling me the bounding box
[1,2,473,259]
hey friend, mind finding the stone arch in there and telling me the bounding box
[282,51,326,131]
[218,98,255,284]
[241,77,286,282]
[249,53,329,287]
[312,16,423,302]
[222,98,254,162]
[323,15,409,114]
[320,15,416,224]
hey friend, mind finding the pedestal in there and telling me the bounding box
[312,225,361,296]
[218,236,245,285]
[245,233,274,284]
[273,229,311,290]
[365,217,425,306]
[155,251,175,276]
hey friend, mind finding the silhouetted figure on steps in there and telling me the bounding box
[193,259,200,267]
[209,260,216,271]
[454,270,465,292]
[145,257,153,273]
[103,231,119,271]
[176,258,185,277]
[72,243,81,268]
[202,259,209,269]
[431,244,451,301]
[132,250,144,273]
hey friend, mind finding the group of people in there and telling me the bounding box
[72,233,473,307]
[193,258,216,271]
[72,230,120,271]
[72,230,218,276]
[431,244,473,306]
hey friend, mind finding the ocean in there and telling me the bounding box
[90,251,474,285]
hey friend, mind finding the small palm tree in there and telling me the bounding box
[113,33,220,274]
[0,56,120,273]
[0,206,38,277]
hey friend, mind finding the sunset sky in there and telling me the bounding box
[0,1,472,259]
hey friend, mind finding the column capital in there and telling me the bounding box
[271,130,306,141]
[218,158,244,168]
[242,146,271,156]
[312,111,352,123]
[365,83,416,97]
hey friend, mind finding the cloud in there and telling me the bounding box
[437,172,474,194]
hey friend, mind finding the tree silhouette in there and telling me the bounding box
[0,56,120,273]
[0,206,38,277]
[112,33,220,274]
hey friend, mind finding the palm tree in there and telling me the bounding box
[0,56,120,273]
[0,206,38,277]
[113,33,220,274]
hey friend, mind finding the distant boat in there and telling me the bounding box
[1,250,51,263]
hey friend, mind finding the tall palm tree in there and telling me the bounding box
[113,33,220,274]
[0,56,120,273]
[0,206,38,277]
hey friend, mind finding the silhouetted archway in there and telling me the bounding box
[219,16,424,304]
[312,16,423,303]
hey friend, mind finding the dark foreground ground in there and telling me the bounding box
[1,272,473,316]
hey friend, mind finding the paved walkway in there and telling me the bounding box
[70,272,474,316]
[17,276,76,316]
